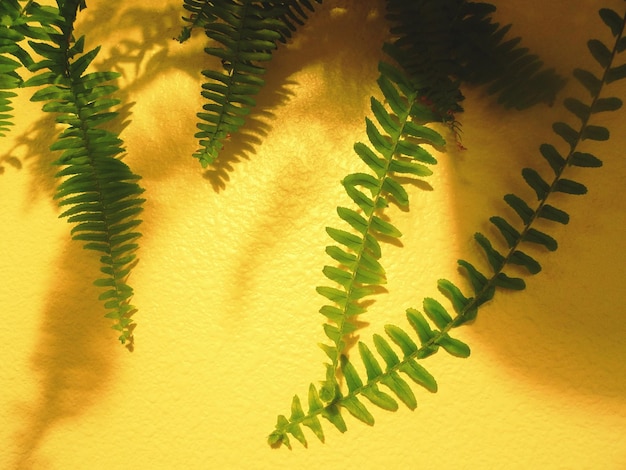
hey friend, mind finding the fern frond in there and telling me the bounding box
[270,5,626,447]
[315,60,444,402]
[189,0,286,167]
[24,0,145,348]
[385,0,566,115]
[0,0,61,136]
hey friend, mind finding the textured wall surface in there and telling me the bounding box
[1,0,626,468]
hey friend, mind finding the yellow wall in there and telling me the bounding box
[2,0,626,468]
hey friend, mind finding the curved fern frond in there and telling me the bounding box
[0,0,60,136]
[269,5,626,447]
[385,0,566,116]
[315,59,444,402]
[24,0,145,348]
[188,0,286,167]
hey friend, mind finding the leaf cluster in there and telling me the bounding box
[3,0,145,347]
[269,4,626,448]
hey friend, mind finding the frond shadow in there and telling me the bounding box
[11,241,119,470]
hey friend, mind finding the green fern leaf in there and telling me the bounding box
[190,0,285,166]
[26,2,144,347]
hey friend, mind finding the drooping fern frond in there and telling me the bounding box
[23,0,145,348]
[0,0,60,136]
[269,5,626,448]
[182,0,288,167]
[385,0,566,117]
[314,59,445,404]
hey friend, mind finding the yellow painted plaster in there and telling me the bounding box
[1,0,626,468]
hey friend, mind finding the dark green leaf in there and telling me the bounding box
[322,266,352,289]
[524,228,558,251]
[371,215,402,238]
[377,73,405,117]
[538,204,569,224]
[555,178,587,195]
[539,144,565,174]
[509,250,542,274]
[337,206,368,235]
[437,278,472,317]
[365,117,392,155]
[522,168,550,200]
[354,142,386,178]
[371,96,398,135]
[504,194,533,224]
[389,158,432,177]
[570,152,603,168]
[457,259,495,305]
[341,355,364,392]
[490,216,520,248]
[494,272,526,290]
[474,232,505,271]
[552,122,579,148]
[320,404,347,433]
[382,177,409,206]
[326,227,362,252]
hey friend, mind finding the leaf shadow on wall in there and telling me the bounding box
[202,0,390,191]
[1,0,210,205]
[224,0,391,317]
[444,2,626,407]
[447,85,626,407]
[9,2,202,466]
[12,242,118,469]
